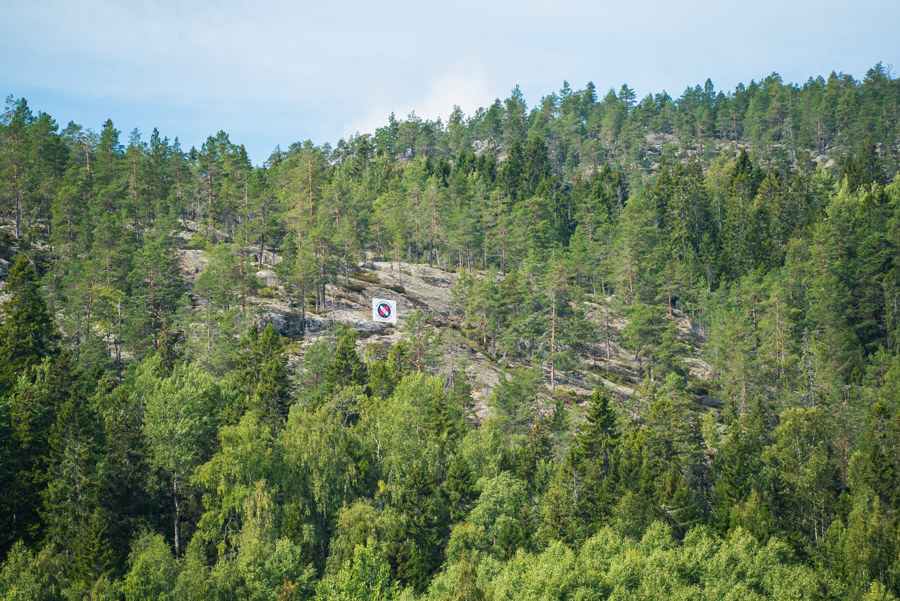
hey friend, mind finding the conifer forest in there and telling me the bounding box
[2,65,900,600]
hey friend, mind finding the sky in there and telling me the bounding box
[2,0,897,165]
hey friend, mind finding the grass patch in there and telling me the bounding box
[350,271,381,284]
[599,371,633,387]
[551,388,589,407]
[384,284,406,294]
[363,342,392,362]
[342,283,366,294]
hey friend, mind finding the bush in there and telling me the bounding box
[188,232,211,249]
[256,285,279,298]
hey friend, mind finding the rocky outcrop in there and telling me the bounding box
[185,247,715,418]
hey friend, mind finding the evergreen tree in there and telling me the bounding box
[124,226,184,361]
[232,324,291,427]
[393,460,449,590]
[851,398,900,509]
[574,387,619,476]
[321,328,368,406]
[445,453,477,523]
[763,407,840,549]
[1,354,73,553]
[0,256,58,394]
[42,361,113,584]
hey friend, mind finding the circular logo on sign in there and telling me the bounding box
[377,302,392,319]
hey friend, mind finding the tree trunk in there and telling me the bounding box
[300,282,307,336]
[258,212,266,269]
[173,476,182,558]
[239,258,246,314]
[14,163,21,240]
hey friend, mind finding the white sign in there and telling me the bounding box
[372,298,397,324]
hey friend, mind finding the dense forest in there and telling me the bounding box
[1,63,900,600]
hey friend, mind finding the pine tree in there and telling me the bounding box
[124,226,184,361]
[403,310,442,373]
[622,302,666,379]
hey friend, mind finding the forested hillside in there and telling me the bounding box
[1,64,900,600]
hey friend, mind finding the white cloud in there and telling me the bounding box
[342,62,498,138]
[2,0,896,164]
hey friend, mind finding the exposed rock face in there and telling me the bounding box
[177,249,207,285]
[188,251,715,418]
[253,308,309,338]
[696,396,724,409]
[256,269,279,287]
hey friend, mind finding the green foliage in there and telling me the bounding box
[141,360,223,557]
[367,340,412,401]
[1,353,82,552]
[0,541,67,601]
[282,404,360,568]
[458,471,530,560]
[825,490,900,598]
[3,66,900,598]
[327,500,388,574]
[207,484,316,601]
[389,460,449,590]
[403,310,442,373]
[359,373,448,499]
[763,407,840,548]
[193,411,280,555]
[124,227,184,360]
[574,386,619,468]
[122,532,177,601]
[0,256,57,394]
[231,323,292,427]
[322,328,368,405]
[445,453,478,523]
[316,539,397,601]
[622,302,667,378]
[490,368,540,434]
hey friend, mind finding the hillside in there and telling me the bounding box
[2,65,900,600]
[178,239,714,418]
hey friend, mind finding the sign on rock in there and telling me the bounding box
[372,298,397,324]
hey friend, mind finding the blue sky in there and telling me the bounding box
[2,0,897,165]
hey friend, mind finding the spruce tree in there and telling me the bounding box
[855,399,900,509]
[569,386,621,529]
[575,387,619,472]
[0,255,58,394]
[322,328,368,400]
[248,325,291,428]
[445,453,477,523]
[1,352,74,553]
